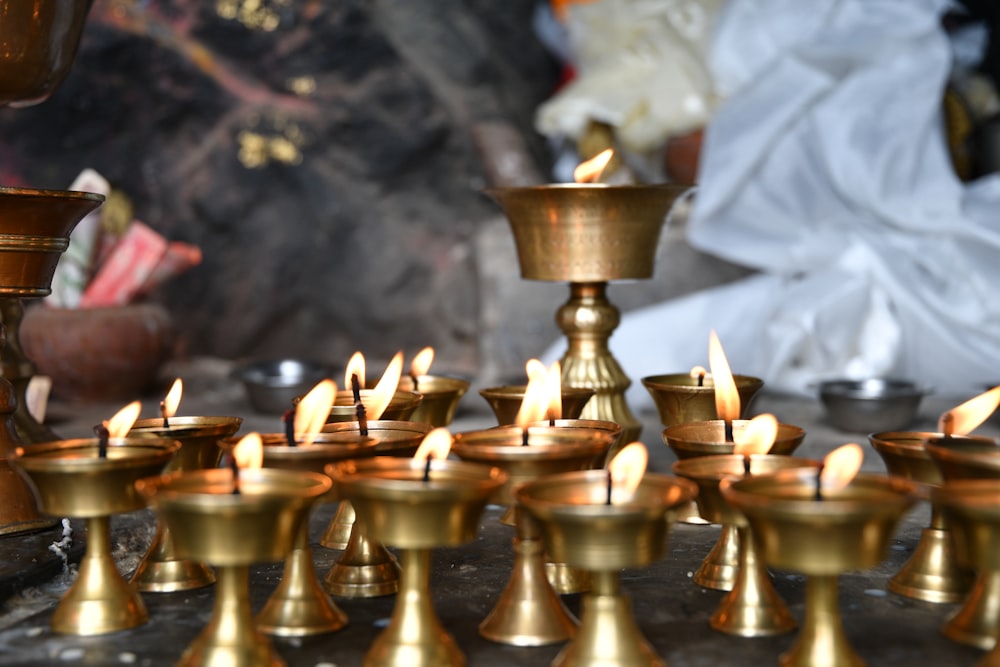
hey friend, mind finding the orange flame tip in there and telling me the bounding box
[607,442,648,504]
[708,330,740,422]
[296,379,336,447]
[107,401,142,438]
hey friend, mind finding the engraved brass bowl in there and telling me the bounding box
[641,373,764,427]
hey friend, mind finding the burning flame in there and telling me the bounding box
[345,351,365,389]
[414,427,453,461]
[708,330,740,422]
[938,385,1000,436]
[515,359,550,428]
[545,361,562,421]
[295,379,337,447]
[573,148,614,183]
[410,347,434,377]
[368,351,403,419]
[162,379,183,419]
[819,443,864,492]
[233,432,264,470]
[607,442,648,504]
[105,401,142,438]
[732,413,778,457]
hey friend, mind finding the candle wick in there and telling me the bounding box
[814,464,824,502]
[743,454,751,476]
[698,373,705,387]
[282,408,296,447]
[606,469,613,505]
[160,401,169,429]
[94,424,109,459]
[724,420,734,443]
[230,456,241,495]
[521,428,529,447]
[352,373,369,436]
[422,456,432,483]
[410,372,420,393]
[351,374,362,403]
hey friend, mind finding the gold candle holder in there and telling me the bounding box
[868,430,973,603]
[924,435,1000,650]
[327,457,506,667]
[721,470,917,667]
[935,479,1000,667]
[137,467,330,667]
[662,419,805,590]
[12,436,180,635]
[398,375,470,427]
[319,420,431,597]
[516,469,697,667]
[641,373,764,428]
[253,432,378,637]
[479,385,595,427]
[326,389,422,423]
[128,416,243,592]
[486,183,691,444]
[673,454,821,637]
[451,425,614,646]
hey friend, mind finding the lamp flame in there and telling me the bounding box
[345,351,365,390]
[708,330,740,422]
[938,385,1000,436]
[573,148,614,183]
[295,379,337,447]
[414,427,453,462]
[732,413,778,457]
[819,443,864,492]
[607,442,648,504]
[106,401,142,438]
[545,361,562,421]
[515,359,550,429]
[162,379,183,419]
[233,432,264,470]
[689,366,710,381]
[368,351,403,419]
[411,347,434,377]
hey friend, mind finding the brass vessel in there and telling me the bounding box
[451,425,614,646]
[398,375,469,427]
[128,416,243,592]
[673,454,821,637]
[254,432,378,637]
[868,430,973,603]
[479,385,595,427]
[517,470,697,667]
[12,436,179,635]
[319,420,431,597]
[663,419,805,589]
[136,467,331,667]
[326,389,422,423]
[721,470,917,667]
[486,183,691,444]
[327,457,506,667]
[641,373,764,427]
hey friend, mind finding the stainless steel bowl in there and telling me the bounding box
[819,378,927,433]
[235,359,333,414]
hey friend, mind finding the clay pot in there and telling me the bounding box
[21,303,173,402]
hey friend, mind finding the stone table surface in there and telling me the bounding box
[0,362,996,666]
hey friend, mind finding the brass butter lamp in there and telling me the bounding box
[485,181,690,444]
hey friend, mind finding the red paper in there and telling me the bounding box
[80,222,168,308]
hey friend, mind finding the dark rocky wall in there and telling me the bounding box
[0,0,560,376]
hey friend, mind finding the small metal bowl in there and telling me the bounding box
[818,378,927,433]
[235,359,333,415]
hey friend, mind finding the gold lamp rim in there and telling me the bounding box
[515,469,698,519]
[452,426,614,462]
[326,456,507,500]
[13,437,180,472]
[136,467,331,508]
[0,186,105,203]
[130,416,244,438]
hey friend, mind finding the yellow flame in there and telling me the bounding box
[368,351,403,419]
[345,351,365,389]
[414,427,453,461]
[938,385,1000,436]
[162,378,183,418]
[516,359,550,428]
[732,413,778,457]
[545,361,562,421]
[608,442,648,504]
[573,148,614,183]
[689,366,710,381]
[708,330,740,422]
[233,432,264,470]
[106,401,142,438]
[295,379,337,447]
[410,346,435,377]
[819,443,864,492]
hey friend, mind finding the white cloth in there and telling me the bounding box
[543,0,1000,410]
